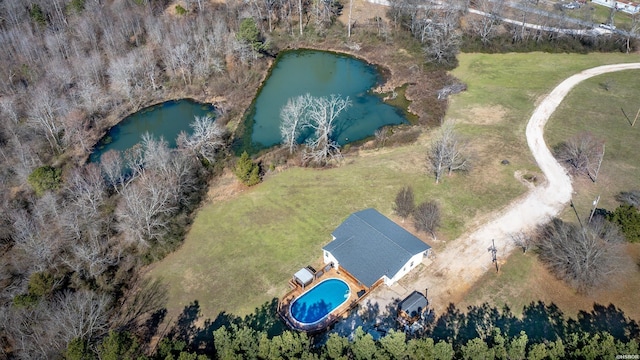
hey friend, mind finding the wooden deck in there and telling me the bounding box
[278,265,376,333]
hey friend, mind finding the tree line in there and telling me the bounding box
[61,300,640,359]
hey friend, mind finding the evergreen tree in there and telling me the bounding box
[28,165,62,196]
[351,328,377,360]
[234,151,261,186]
[607,204,640,242]
[325,333,349,360]
[98,331,143,360]
[379,330,407,360]
[460,338,494,360]
[237,18,266,53]
[65,338,95,360]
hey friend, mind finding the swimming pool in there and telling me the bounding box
[289,278,350,325]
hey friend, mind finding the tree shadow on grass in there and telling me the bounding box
[160,298,639,355]
[167,298,286,354]
[570,303,640,342]
[427,301,639,348]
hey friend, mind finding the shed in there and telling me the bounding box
[293,268,314,288]
[398,291,428,321]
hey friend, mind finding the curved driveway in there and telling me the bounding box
[363,63,640,318]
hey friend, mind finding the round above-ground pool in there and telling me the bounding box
[289,278,350,326]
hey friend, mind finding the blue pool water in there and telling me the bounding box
[290,278,350,325]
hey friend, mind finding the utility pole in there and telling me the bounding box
[488,239,498,272]
[633,106,640,127]
[589,195,601,224]
[570,199,585,232]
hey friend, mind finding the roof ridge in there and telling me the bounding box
[353,210,414,256]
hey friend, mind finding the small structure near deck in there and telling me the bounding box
[279,209,431,333]
[293,267,314,289]
[398,291,428,324]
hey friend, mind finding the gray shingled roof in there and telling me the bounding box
[323,208,430,288]
[399,291,428,317]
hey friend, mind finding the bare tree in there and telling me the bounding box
[413,201,441,240]
[469,0,504,45]
[63,233,119,280]
[27,86,65,153]
[65,164,106,218]
[510,231,533,253]
[303,94,352,165]
[534,217,627,293]
[616,190,640,209]
[427,121,468,183]
[11,197,64,273]
[279,93,311,154]
[554,132,604,181]
[113,278,168,330]
[5,303,54,358]
[178,115,226,164]
[626,13,640,54]
[394,186,415,220]
[48,290,111,344]
[375,127,388,148]
[116,174,177,247]
[100,150,125,194]
[115,134,197,246]
[422,7,462,65]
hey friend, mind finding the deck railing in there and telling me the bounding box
[278,266,377,333]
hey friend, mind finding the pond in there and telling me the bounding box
[90,99,216,163]
[247,50,408,150]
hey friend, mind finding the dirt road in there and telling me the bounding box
[362,63,640,319]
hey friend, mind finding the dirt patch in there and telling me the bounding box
[206,169,246,203]
[464,105,508,125]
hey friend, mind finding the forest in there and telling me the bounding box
[0,0,638,358]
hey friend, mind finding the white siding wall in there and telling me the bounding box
[323,250,339,268]
[385,251,428,286]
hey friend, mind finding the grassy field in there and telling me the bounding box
[460,56,640,320]
[589,4,634,29]
[148,52,639,321]
[460,244,640,319]
[547,69,640,217]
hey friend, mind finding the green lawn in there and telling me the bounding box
[563,3,634,29]
[461,56,640,320]
[148,52,639,321]
[545,69,640,217]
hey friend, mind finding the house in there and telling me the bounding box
[398,291,428,323]
[592,0,640,14]
[322,209,431,288]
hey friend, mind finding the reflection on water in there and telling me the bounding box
[90,99,216,163]
[250,50,407,149]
